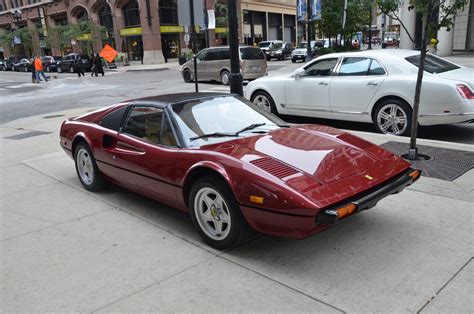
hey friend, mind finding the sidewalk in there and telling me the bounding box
[117,61,181,73]
[1,108,472,312]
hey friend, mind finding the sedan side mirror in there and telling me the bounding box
[292,68,305,79]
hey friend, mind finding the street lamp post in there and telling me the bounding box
[305,0,312,62]
[367,3,373,50]
[228,0,243,96]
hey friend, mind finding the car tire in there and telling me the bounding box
[189,176,252,250]
[46,66,50,73]
[291,58,296,63]
[220,70,230,85]
[57,67,62,73]
[373,98,412,136]
[74,142,106,191]
[251,90,278,115]
[183,68,193,83]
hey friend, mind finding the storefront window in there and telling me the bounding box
[123,1,140,27]
[159,0,178,25]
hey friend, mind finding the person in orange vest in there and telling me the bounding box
[34,56,49,82]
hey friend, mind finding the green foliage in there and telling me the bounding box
[0,26,35,52]
[214,0,228,27]
[376,0,468,48]
[45,20,106,51]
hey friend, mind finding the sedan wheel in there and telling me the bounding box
[183,68,193,83]
[375,101,411,136]
[220,70,230,85]
[74,143,106,191]
[251,91,278,115]
[57,67,62,73]
[189,177,251,249]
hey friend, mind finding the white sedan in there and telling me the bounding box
[245,49,474,136]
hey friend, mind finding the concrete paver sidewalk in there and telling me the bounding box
[0,109,472,312]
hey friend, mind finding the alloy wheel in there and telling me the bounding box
[253,94,271,112]
[194,187,232,241]
[376,104,408,135]
[76,148,94,185]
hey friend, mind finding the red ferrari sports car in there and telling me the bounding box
[60,93,420,249]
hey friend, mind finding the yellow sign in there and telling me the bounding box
[160,26,201,33]
[120,27,142,36]
[77,33,92,41]
[215,27,228,33]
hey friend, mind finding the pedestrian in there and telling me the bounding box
[92,53,104,76]
[29,58,38,83]
[34,56,49,82]
[74,59,85,78]
[162,40,169,63]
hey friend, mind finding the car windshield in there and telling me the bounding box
[272,43,283,49]
[297,42,308,49]
[405,54,460,74]
[258,42,271,48]
[171,96,287,147]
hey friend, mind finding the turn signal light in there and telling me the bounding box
[336,204,357,219]
[456,85,474,99]
[409,170,421,182]
[250,195,264,204]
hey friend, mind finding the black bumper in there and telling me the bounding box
[316,168,420,225]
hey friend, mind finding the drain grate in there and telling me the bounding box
[4,130,52,140]
[380,141,474,181]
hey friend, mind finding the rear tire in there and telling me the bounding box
[183,68,193,83]
[57,67,63,73]
[251,90,278,115]
[74,142,106,191]
[220,70,230,85]
[189,176,252,250]
[373,98,412,136]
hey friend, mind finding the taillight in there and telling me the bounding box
[456,84,474,99]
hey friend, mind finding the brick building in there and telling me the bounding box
[0,0,297,63]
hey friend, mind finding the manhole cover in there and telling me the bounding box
[43,114,65,119]
[380,141,474,181]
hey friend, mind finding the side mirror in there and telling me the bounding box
[292,68,305,79]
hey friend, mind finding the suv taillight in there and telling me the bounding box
[457,84,474,99]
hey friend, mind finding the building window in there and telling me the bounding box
[123,1,140,27]
[98,4,114,33]
[55,17,68,25]
[159,0,178,25]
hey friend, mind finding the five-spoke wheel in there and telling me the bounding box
[251,91,278,115]
[374,99,412,136]
[74,142,106,191]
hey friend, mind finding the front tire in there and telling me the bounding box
[220,70,230,85]
[183,68,193,83]
[373,98,412,136]
[251,90,278,115]
[57,67,63,73]
[189,177,251,250]
[74,142,106,191]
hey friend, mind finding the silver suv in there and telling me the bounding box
[181,46,267,85]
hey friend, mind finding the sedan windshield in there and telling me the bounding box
[405,54,460,74]
[171,96,287,147]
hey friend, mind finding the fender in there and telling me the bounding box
[182,160,234,190]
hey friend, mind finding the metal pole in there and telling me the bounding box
[189,0,196,53]
[228,0,243,96]
[368,2,373,50]
[204,0,209,48]
[193,55,199,92]
[305,0,312,61]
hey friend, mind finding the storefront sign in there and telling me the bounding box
[160,26,200,33]
[120,27,142,36]
[215,27,228,33]
[207,10,215,29]
[77,33,92,41]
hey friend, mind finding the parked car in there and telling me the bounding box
[181,46,267,85]
[60,92,420,249]
[246,49,474,136]
[13,58,30,72]
[42,56,63,72]
[291,41,324,62]
[4,55,27,71]
[257,40,294,60]
[57,53,92,73]
[0,59,6,71]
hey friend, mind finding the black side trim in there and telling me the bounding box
[96,159,182,188]
[316,168,417,224]
[242,203,315,218]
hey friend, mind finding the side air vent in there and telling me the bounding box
[250,157,299,179]
[338,133,373,149]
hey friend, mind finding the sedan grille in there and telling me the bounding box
[250,157,299,179]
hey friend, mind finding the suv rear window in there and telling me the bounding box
[405,54,460,74]
[240,47,265,60]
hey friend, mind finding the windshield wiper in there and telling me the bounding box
[189,132,238,141]
[234,123,266,135]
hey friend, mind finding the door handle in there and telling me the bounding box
[367,82,378,86]
[319,81,329,86]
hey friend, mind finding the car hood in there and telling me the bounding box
[437,67,474,89]
[206,125,407,185]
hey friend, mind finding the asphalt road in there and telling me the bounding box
[1,60,473,144]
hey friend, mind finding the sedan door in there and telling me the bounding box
[284,57,339,118]
[330,57,387,118]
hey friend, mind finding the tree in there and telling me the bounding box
[0,26,35,56]
[376,0,468,159]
